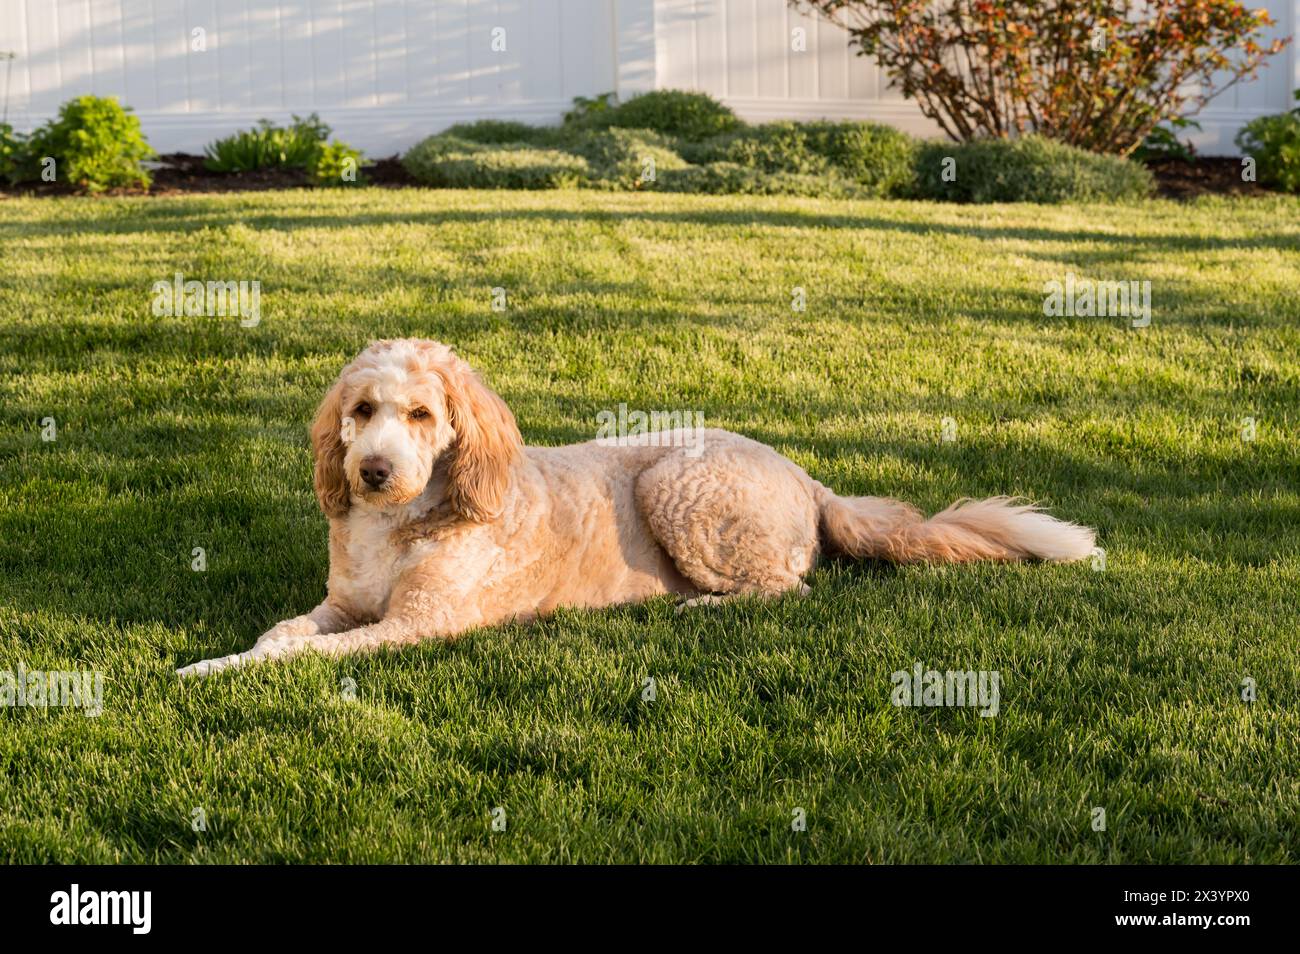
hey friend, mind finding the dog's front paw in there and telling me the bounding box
[250,634,314,662]
[176,651,253,679]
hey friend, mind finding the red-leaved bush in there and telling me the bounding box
[795,0,1288,155]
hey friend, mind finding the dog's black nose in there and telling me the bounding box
[359,456,392,489]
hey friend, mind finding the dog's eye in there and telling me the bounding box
[353,402,373,418]
[409,407,429,421]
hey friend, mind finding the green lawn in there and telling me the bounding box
[1,188,1298,863]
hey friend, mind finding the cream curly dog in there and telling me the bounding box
[178,338,1096,677]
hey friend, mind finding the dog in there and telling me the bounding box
[177,338,1096,677]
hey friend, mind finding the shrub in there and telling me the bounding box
[1235,92,1300,193]
[800,121,918,193]
[798,0,1288,156]
[23,95,154,192]
[685,120,916,196]
[441,120,554,145]
[911,136,1154,203]
[682,122,831,174]
[308,140,366,187]
[402,135,588,189]
[0,122,27,184]
[658,161,864,197]
[570,90,742,140]
[204,114,329,172]
[562,127,690,188]
[399,111,1156,202]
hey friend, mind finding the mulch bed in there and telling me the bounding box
[143,152,421,194]
[0,151,1282,200]
[1146,155,1273,200]
[0,152,420,197]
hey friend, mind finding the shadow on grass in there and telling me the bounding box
[5,201,1299,259]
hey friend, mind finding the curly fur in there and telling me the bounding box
[178,338,1097,677]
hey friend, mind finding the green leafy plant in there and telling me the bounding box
[402,135,588,189]
[0,121,27,184]
[307,140,366,187]
[912,135,1154,203]
[23,95,154,192]
[1134,118,1202,163]
[562,92,618,127]
[798,0,1288,156]
[1235,90,1300,192]
[204,114,330,173]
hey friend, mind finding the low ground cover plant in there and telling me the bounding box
[402,135,589,189]
[401,90,1156,203]
[562,127,691,188]
[681,119,918,197]
[912,136,1156,202]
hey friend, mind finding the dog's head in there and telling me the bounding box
[310,339,521,522]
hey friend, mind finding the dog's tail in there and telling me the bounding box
[816,490,1095,564]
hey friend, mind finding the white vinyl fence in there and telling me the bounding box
[1,0,1296,157]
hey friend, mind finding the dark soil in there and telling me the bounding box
[365,155,419,188]
[0,152,419,197]
[148,152,310,193]
[147,152,420,194]
[1147,155,1273,200]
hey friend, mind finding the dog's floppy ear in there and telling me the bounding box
[309,374,351,518]
[441,356,522,523]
